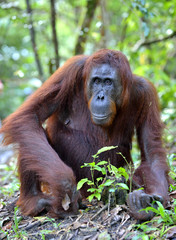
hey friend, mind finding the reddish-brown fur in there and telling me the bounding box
[0,49,169,219]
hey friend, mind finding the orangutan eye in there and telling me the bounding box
[105,78,112,85]
[93,78,101,85]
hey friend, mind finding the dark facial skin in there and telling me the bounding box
[87,64,122,127]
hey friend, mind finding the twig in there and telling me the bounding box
[133,31,176,51]
[116,213,130,234]
[119,224,133,240]
[108,192,111,214]
[90,203,108,221]
[24,220,41,231]
[75,213,83,222]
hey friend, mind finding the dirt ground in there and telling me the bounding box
[1,189,176,240]
[0,193,143,240]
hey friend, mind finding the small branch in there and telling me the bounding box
[133,31,176,51]
[116,213,130,234]
[75,0,99,55]
[90,203,108,221]
[50,0,60,70]
[26,0,44,78]
[23,221,41,231]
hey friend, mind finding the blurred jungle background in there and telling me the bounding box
[0,0,176,198]
[0,0,176,239]
[0,0,176,128]
[0,0,176,195]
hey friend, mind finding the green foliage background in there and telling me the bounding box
[0,0,176,127]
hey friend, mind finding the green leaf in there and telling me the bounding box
[92,146,118,159]
[116,183,129,190]
[96,146,117,155]
[110,165,118,173]
[94,165,104,172]
[109,188,115,193]
[97,161,108,166]
[81,163,90,168]
[117,167,129,180]
[96,177,103,182]
[94,192,101,200]
[157,201,166,219]
[101,167,107,175]
[87,181,94,185]
[174,206,176,215]
[88,162,96,167]
[103,179,115,186]
[142,206,158,214]
[87,194,94,202]
[77,178,88,190]
[87,188,97,193]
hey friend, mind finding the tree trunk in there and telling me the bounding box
[50,0,60,70]
[26,0,43,78]
[75,0,99,55]
[100,0,110,48]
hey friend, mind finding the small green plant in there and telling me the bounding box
[77,146,129,202]
[12,207,26,238]
[130,200,176,239]
[43,216,62,229]
[2,206,28,239]
[0,157,20,196]
[168,154,176,182]
[169,183,176,192]
[40,229,54,240]
[132,223,157,240]
[144,201,176,225]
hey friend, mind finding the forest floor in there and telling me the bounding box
[1,189,176,240]
[0,140,176,240]
[0,192,134,240]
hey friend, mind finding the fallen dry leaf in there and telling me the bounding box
[2,221,13,231]
[167,226,176,239]
[62,193,71,211]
